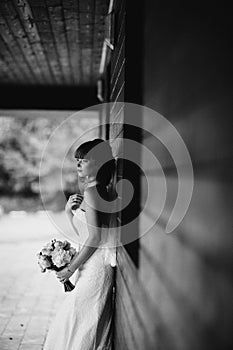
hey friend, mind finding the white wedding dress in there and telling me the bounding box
[43,206,116,350]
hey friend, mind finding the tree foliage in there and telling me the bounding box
[0,115,98,211]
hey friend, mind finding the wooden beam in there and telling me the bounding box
[0,85,99,110]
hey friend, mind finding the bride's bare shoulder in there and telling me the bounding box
[83,186,109,212]
[83,186,99,210]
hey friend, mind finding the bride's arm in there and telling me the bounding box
[68,188,101,271]
[65,210,80,237]
[65,194,83,236]
[56,188,101,281]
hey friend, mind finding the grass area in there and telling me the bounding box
[0,195,44,214]
[0,191,67,214]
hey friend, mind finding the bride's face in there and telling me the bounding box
[76,158,98,178]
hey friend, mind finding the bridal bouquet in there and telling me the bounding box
[37,239,77,292]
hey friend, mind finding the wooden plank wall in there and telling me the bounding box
[107,0,146,348]
[101,0,125,348]
[108,0,125,159]
[111,2,233,350]
[105,0,125,229]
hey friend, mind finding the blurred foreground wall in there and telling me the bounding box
[113,2,233,350]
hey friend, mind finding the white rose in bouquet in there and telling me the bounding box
[45,241,54,250]
[37,254,52,272]
[51,249,72,268]
[54,240,63,249]
[41,247,51,256]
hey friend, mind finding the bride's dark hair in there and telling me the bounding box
[74,138,116,199]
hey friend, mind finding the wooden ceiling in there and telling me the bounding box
[0,0,109,87]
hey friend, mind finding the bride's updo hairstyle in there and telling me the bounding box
[74,138,116,199]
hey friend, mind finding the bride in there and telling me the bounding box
[43,138,117,350]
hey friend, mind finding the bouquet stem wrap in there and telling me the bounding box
[53,265,75,293]
[64,280,75,292]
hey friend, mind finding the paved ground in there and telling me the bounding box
[0,213,70,350]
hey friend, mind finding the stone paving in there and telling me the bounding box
[0,213,68,350]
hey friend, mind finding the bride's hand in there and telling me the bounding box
[65,194,83,213]
[56,267,74,283]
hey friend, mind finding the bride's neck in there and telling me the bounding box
[83,176,101,190]
[86,175,96,183]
